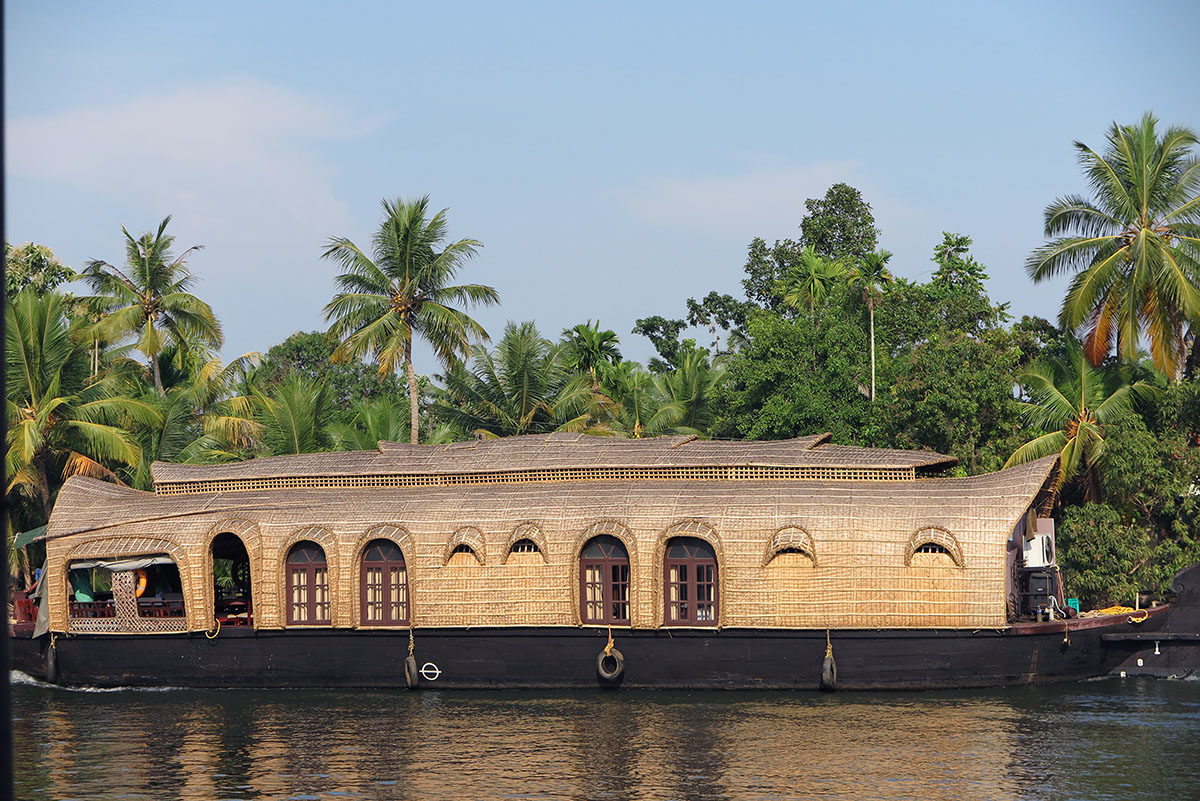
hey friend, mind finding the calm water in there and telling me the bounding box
[9,673,1200,801]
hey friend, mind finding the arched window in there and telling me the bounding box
[287,541,330,625]
[664,537,717,626]
[580,535,630,625]
[506,538,543,565]
[447,543,481,566]
[361,539,409,626]
[906,528,963,568]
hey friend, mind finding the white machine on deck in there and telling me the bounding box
[1023,517,1056,568]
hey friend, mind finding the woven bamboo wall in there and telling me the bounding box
[41,456,1057,634]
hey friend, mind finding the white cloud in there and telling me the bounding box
[626,160,941,279]
[6,78,380,357]
[628,161,863,240]
[7,77,373,233]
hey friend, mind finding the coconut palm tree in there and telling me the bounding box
[603,362,688,439]
[331,397,412,450]
[123,353,261,489]
[80,216,223,393]
[323,196,499,444]
[6,290,158,518]
[253,376,335,456]
[434,322,596,438]
[848,249,894,401]
[1027,113,1200,377]
[1004,345,1155,500]
[654,347,725,433]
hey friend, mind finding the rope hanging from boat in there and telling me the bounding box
[205,617,221,639]
[1128,610,1148,624]
[1062,620,1070,647]
[404,626,419,689]
[604,624,615,657]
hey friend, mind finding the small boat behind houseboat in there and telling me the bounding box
[9,433,1175,689]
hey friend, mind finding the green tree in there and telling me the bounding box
[80,216,223,394]
[1057,503,1158,608]
[562,321,622,390]
[710,298,870,443]
[4,241,75,297]
[5,290,156,524]
[332,397,413,450]
[741,237,802,311]
[603,361,687,438]
[932,232,989,290]
[654,345,725,433]
[253,376,334,455]
[434,321,595,438]
[631,315,688,373]
[254,331,407,425]
[847,249,894,402]
[124,354,260,489]
[685,291,751,353]
[799,183,879,261]
[322,196,499,444]
[1004,346,1154,499]
[779,246,847,317]
[882,331,1023,473]
[1027,113,1200,377]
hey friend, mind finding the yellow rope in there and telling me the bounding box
[824,628,833,659]
[1128,610,1148,624]
[604,624,614,657]
[205,617,221,639]
[408,627,415,657]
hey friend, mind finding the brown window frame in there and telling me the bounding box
[286,541,330,626]
[579,535,630,625]
[360,539,409,626]
[663,538,718,626]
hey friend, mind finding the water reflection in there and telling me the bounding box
[11,676,1200,800]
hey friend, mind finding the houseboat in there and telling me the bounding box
[9,433,1176,690]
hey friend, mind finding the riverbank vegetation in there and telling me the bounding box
[7,113,1199,607]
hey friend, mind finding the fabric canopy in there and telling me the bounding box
[14,525,47,548]
[68,555,175,572]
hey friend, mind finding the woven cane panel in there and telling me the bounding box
[46,456,1057,633]
[154,464,917,496]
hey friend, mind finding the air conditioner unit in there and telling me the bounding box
[1023,518,1055,568]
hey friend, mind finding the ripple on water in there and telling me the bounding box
[10,679,1200,800]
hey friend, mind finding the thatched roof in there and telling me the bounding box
[47,454,1055,545]
[150,432,957,489]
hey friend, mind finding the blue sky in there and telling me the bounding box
[6,1,1199,368]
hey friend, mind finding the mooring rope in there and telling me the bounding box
[604,624,615,657]
[205,617,221,639]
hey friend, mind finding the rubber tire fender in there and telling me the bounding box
[596,647,625,681]
[404,655,419,689]
[820,652,837,692]
[45,642,58,684]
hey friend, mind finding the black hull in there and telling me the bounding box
[9,606,1169,691]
